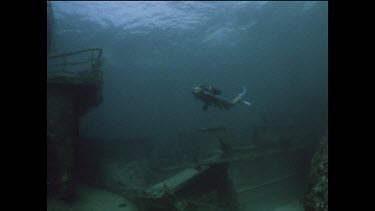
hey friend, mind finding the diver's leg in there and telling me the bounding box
[231,86,251,106]
[231,86,247,104]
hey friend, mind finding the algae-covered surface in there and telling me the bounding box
[304,136,328,211]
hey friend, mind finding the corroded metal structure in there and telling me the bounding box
[47,48,103,200]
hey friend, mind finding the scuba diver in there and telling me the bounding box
[192,85,251,112]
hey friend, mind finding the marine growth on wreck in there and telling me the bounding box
[304,136,328,211]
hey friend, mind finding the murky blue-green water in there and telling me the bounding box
[48,1,328,211]
[51,1,327,140]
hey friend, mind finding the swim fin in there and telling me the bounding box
[241,100,251,106]
[238,86,251,107]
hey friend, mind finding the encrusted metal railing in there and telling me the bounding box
[47,48,103,72]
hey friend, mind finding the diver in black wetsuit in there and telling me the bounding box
[192,85,251,112]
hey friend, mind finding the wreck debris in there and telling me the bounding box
[132,161,236,211]
[112,145,308,211]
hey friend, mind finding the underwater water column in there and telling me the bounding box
[47,1,54,55]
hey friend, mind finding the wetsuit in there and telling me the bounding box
[193,85,234,111]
